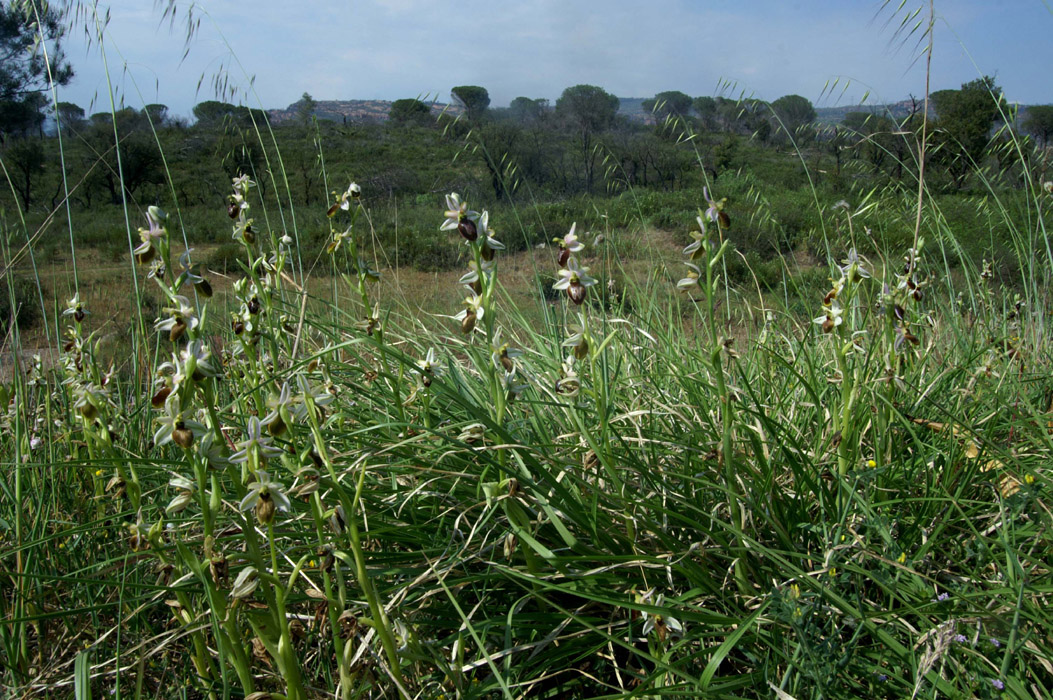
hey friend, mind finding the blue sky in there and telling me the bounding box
[58,0,1053,119]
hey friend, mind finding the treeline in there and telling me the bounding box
[5,77,1050,219]
[1,78,1050,278]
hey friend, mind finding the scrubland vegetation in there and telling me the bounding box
[1,1,1053,698]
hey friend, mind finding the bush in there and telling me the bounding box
[206,242,248,274]
[0,277,41,333]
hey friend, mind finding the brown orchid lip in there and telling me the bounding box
[151,386,172,408]
[267,414,287,437]
[170,318,187,342]
[458,218,478,242]
[172,423,194,449]
[568,282,586,305]
[461,312,477,335]
[136,246,156,265]
[256,493,276,525]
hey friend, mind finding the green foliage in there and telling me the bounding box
[192,100,235,125]
[2,136,44,207]
[643,90,693,122]
[55,101,84,129]
[771,93,817,132]
[931,76,1005,188]
[556,84,620,134]
[295,91,316,125]
[556,85,620,192]
[1021,104,1053,148]
[508,95,548,122]
[388,97,431,125]
[450,85,490,122]
[0,275,39,332]
[3,65,1053,700]
[143,103,169,125]
[0,0,72,138]
[693,95,718,129]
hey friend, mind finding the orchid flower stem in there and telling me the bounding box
[302,392,409,697]
[703,225,749,595]
[309,493,354,698]
[348,459,409,697]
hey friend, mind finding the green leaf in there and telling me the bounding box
[75,649,92,700]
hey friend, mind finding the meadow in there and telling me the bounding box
[2,7,1053,700]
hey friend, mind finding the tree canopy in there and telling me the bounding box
[451,85,490,122]
[193,101,237,126]
[191,101,266,128]
[556,85,619,192]
[0,0,73,139]
[1021,105,1053,148]
[643,91,692,123]
[55,101,84,128]
[295,92,316,125]
[692,96,717,128]
[509,96,547,123]
[931,76,1005,187]
[556,85,619,135]
[144,103,169,126]
[771,94,816,132]
[388,98,431,125]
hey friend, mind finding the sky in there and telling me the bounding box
[56,0,1053,120]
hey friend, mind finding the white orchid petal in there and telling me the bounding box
[238,489,260,512]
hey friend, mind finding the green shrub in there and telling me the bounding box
[0,277,41,333]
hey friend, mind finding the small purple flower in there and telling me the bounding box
[876,674,888,682]
[991,679,1004,690]
[990,637,1001,648]
[935,592,949,602]
[954,634,967,643]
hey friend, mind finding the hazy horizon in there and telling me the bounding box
[56,0,1053,119]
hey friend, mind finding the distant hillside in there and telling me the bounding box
[269,97,659,124]
[815,100,921,125]
[616,97,652,122]
[268,99,460,124]
[817,100,1034,125]
[272,96,1037,127]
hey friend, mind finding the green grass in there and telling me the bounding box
[2,164,1051,699]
